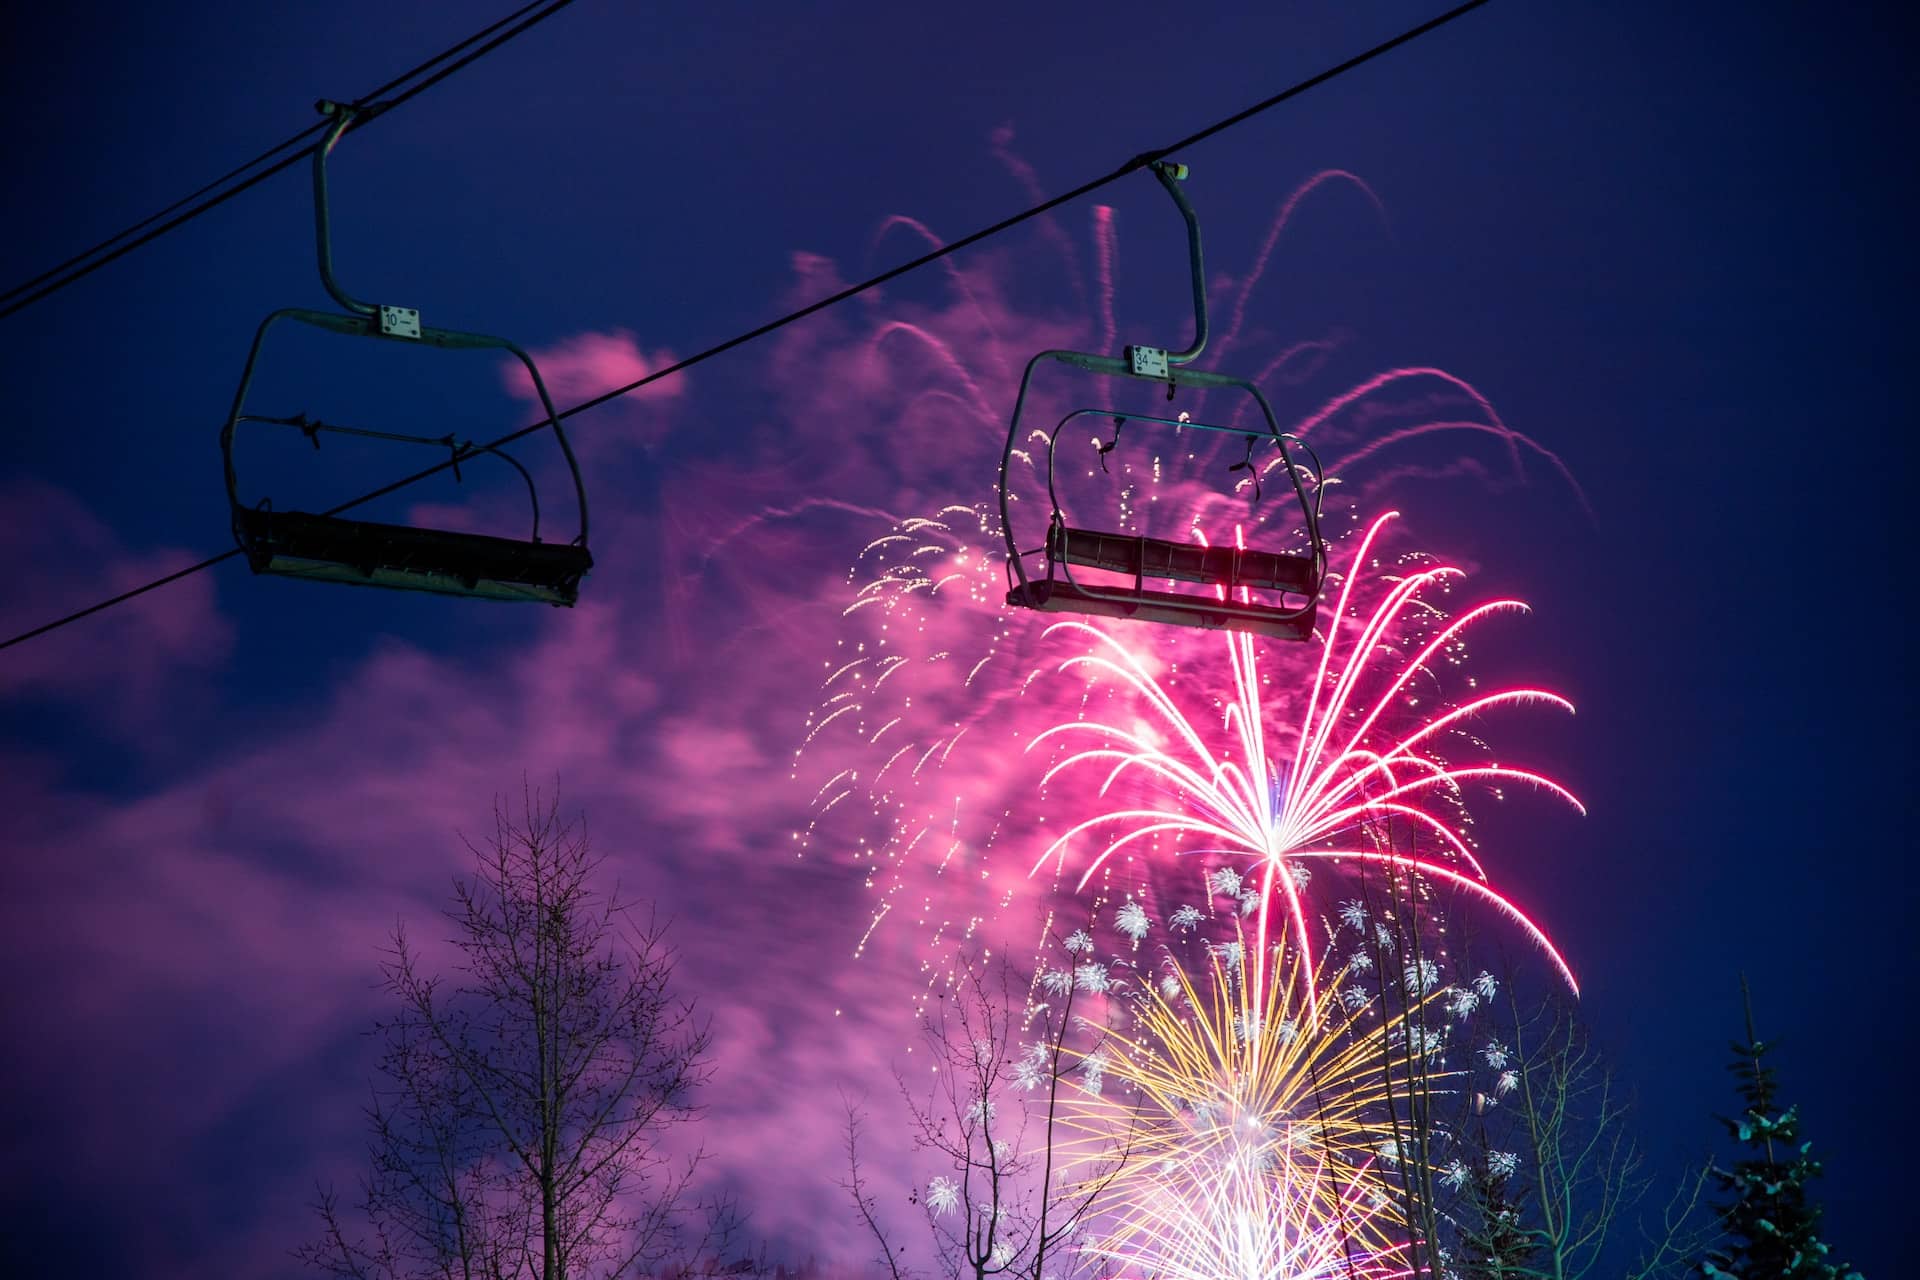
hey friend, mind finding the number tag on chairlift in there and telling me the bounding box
[379,305,422,340]
[1125,345,1169,379]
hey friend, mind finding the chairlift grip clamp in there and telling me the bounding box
[315,98,389,128]
[314,100,364,148]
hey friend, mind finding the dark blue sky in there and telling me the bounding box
[2,2,1910,1275]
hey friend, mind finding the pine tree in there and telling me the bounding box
[1700,978,1860,1280]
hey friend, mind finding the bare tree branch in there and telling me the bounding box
[856,945,1137,1280]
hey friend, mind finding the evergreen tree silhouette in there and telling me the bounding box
[1699,977,1859,1280]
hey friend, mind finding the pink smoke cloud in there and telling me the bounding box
[0,480,231,734]
[503,327,689,454]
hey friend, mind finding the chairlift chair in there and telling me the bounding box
[220,100,591,606]
[996,161,1325,642]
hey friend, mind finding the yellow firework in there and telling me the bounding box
[1084,1155,1411,1280]
[1065,936,1446,1278]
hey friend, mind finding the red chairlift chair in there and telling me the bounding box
[997,162,1325,642]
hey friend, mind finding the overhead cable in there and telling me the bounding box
[0,0,1492,654]
[0,0,576,319]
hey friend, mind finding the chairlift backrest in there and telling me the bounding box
[218,100,591,606]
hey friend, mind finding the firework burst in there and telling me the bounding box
[1063,937,1429,1280]
[1030,510,1584,1000]
[783,159,1582,990]
[1088,1154,1412,1280]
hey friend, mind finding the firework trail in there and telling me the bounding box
[1029,510,1584,1003]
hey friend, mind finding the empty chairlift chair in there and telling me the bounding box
[997,161,1325,642]
[220,100,592,606]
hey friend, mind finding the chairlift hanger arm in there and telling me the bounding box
[313,102,379,319]
[1147,160,1207,368]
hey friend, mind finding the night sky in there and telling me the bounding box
[1,2,1909,1276]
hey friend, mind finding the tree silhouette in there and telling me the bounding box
[1699,978,1860,1280]
[300,789,732,1280]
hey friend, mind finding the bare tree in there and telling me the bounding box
[1446,990,1715,1280]
[842,947,1136,1280]
[300,790,731,1280]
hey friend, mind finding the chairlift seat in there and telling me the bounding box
[1009,578,1316,643]
[235,508,591,606]
[217,101,594,610]
[1046,525,1316,596]
[996,160,1327,642]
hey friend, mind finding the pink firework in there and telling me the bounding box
[1029,511,1583,1001]
[778,153,1583,983]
